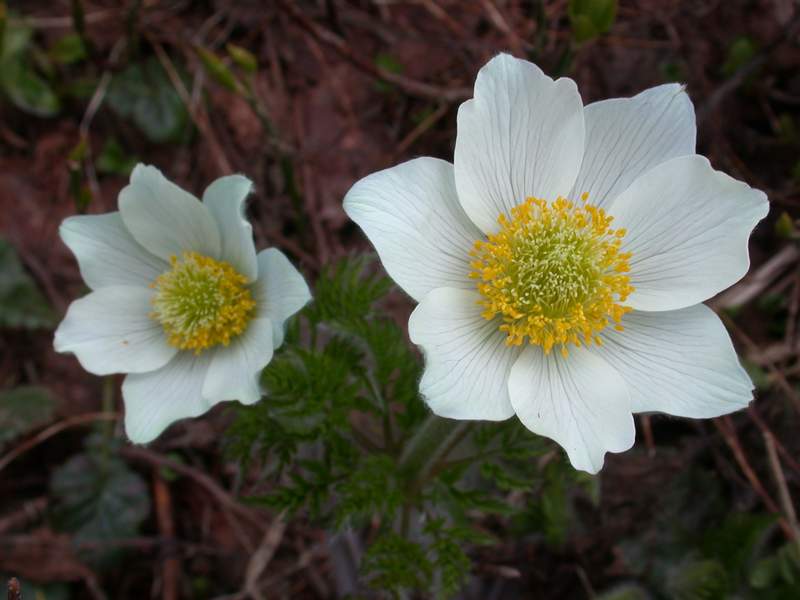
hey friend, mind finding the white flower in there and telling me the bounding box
[55,165,311,443]
[344,54,769,473]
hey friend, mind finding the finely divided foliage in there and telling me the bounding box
[228,258,587,596]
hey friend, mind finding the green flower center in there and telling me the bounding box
[150,251,255,353]
[470,195,634,357]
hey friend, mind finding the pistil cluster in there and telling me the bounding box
[470,195,634,357]
[151,251,255,353]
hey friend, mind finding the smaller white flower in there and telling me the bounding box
[55,165,311,443]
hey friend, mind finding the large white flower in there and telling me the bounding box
[55,165,311,443]
[344,54,769,473]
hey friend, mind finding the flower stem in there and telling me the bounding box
[101,375,115,440]
[99,375,116,467]
[399,414,469,484]
[397,415,470,539]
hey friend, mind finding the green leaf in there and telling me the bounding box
[570,14,598,43]
[96,138,138,176]
[660,60,687,83]
[775,211,796,239]
[374,53,404,93]
[666,559,730,600]
[775,543,800,585]
[778,113,798,144]
[701,512,774,574]
[540,474,570,546]
[574,470,601,505]
[480,460,537,492]
[424,520,475,598]
[362,532,432,593]
[722,37,757,77]
[0,20,32,61]
[348,316,423,427]
[0,57,60,116]
[0,6,5,62]
[791,160,800,184]
[0,385,56,446]
[568,0,617,42]
[0,238,55,328]
[751,543,800,590]
[335,455,401,528]
[227,405,300,470]
[304,256,392,327]
[196,46,241,93]
[250,462,337,517]
[107,57,189,143]
[301,257,424,430]
[262,336,366,429]
[596,583,653,600]
[0,20,60,117]
[751,555,780,589]
[433,546,470,598]
[226,43,257,74]
[231,331,368,520]
[375,52,403,74]
[49,33,86,65]
[50,450,150,563]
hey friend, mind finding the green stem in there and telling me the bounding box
[98,375,116,466]
[399,414,469,484]
[363,373,394,452]
[397,415,469,539]
[70,0,97,61]
[101,376,115,439]
[126,0,142,59]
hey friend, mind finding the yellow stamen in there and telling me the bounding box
[469,195,634,356]
[150,251,255,353]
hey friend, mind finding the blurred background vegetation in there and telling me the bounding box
[0,0,799,598]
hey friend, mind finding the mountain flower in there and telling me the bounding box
[344,54,768,473]
[55,165,310,443]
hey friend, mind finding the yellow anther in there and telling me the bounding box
[150,252,255,353]
[470,195,634,355]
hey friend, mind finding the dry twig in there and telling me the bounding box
[713,244,799,310]
[0,413,119,474]
[120,446,266,539]
[713,416,794,539]
[7,578,21,600]
[153,473,180,600]
[763,431,800,541]
[276,0,471,102]
[241,512,288,600]
[149,39,233,175]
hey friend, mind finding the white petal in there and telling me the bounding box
[571,83,696,209]
[610,155,769,311]
[454,53,585,234]
[122,352,213,444]
[119,164,221,261]
[60,213,169,290]
[344,158,482,302]
[252,248,311,349]
[54,286,177,375]
[508,345,634,474]
[596,305,753,417]
[202,174,258,281]
[202,318,273,405]
[408,287,518,421]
